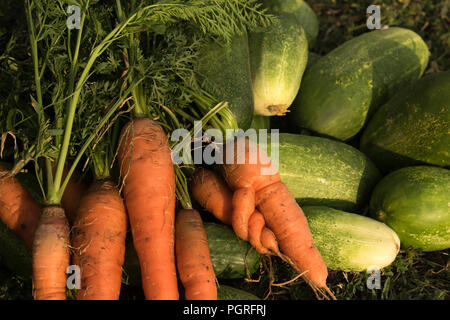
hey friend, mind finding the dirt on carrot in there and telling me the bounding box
[175,209,217,300]
[117,117,178,300]
[32,206,70,300]
[71,179,127,300]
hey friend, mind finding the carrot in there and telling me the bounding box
[190,167,282,257]
[71,179,127,300]
[221,138,333,298]
[0,165,41,250]
[190,168,233,225]
[175,209,217,300]
[117,117,178,300]
[32,205,70,300]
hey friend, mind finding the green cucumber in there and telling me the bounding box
[0,219,32,279]
[263,133,381,212]
[196,34,254,130]
[291,27,429,141]
[369,166,450,252]
[217,285,260,300]
[263,0,319,46]
[204,222,261,279]
[303,206,400,271]
[250,115,271,131]
[360,71,450,172]
[306,51,321,70]
[249,12,308,116]
[123,222,261,286]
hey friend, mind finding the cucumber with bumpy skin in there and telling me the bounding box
[303,206,400,272]
[249,12,308,116]
[369,166,450,252]
[291,27,429,141]
[360,71,450,172]
[204,222,261,279]
[196,34,254,130]
[263,0,319,46]
[263,133,381,212]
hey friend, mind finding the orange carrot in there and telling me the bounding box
[0,164,41,250]
[117,117,178,300]
[175,209,217,300]
[32,205,70,300]
[231,187,255,241]
[221,138,332,297]
[190,168,282,256]
[190,168,233,225]
[71,179,127,300]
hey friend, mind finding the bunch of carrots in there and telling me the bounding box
[0,0,335,301]
[1,131,334,300]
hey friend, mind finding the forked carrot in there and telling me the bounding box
[190,168,282,257]
[221,138,334,299]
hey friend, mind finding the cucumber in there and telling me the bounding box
[0,219,32,279]
[204,222,261,279]
[306,51,321,70]
[248,12,308,116]
[291,27,429,141]
[196,34,254,130]
[263,133,381,212]
[217,285,260,300]
[250,115,271,131]
[360,71,450,172]
[303,206,400,272]
[369,166,450,252]
[123,222,261,286]
[263,0,319,46]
